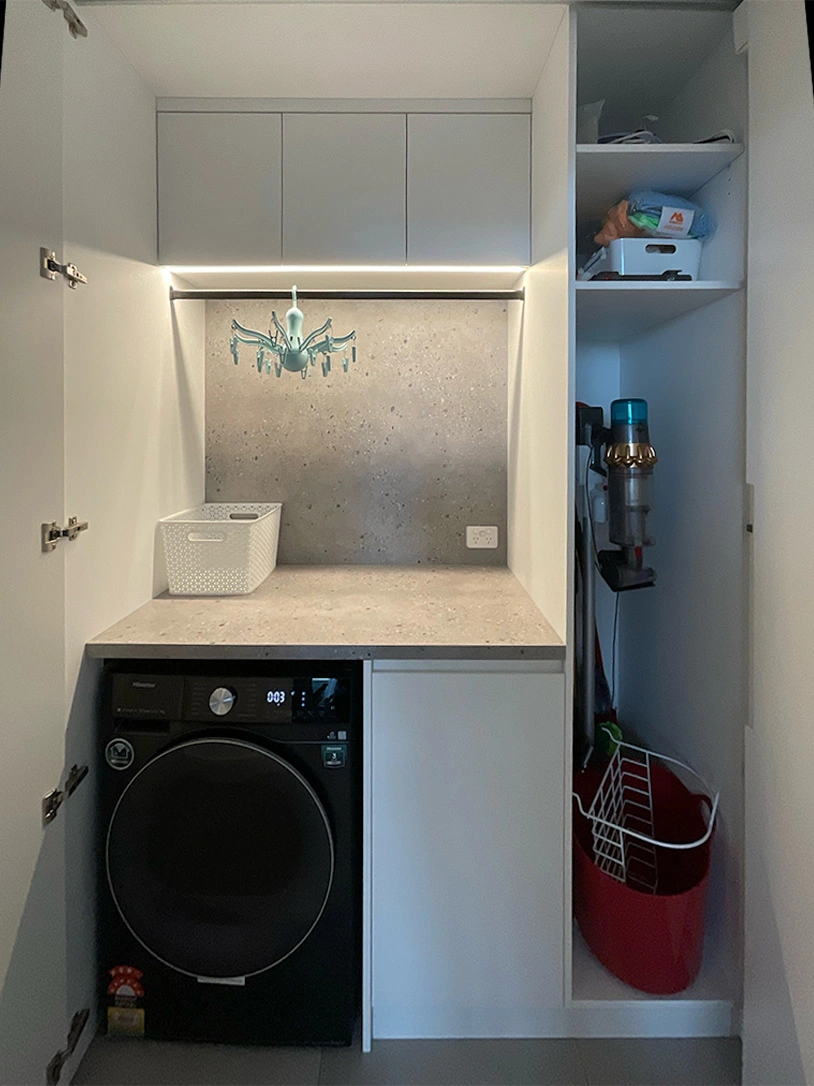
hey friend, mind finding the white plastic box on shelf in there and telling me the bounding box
[608,238,702,279]
[160,502,282,596]
[581,238,703,281]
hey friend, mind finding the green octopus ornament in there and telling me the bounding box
[229,286,357,380]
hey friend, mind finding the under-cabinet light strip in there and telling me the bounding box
[163,264,528,274]
[170,288,525,301]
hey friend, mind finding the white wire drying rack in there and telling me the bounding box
[573,732,719,894]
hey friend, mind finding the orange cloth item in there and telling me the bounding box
[594,199,647,247]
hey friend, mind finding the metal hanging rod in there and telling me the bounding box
[170,288,525,302]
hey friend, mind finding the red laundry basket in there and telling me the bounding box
[573,748,716,996]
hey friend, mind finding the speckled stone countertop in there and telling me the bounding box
[86,566,564,661]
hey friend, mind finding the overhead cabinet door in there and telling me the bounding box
[158,113,282,264]
[407,114,530,264]
[283,114,406,263]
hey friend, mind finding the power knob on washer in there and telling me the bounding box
[209,686,236,716]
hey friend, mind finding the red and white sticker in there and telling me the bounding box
[107,966,146,1037]
[108,965,145,1000]
[657,205,695,237]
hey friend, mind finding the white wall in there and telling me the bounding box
[655,20,747,286]
[60,10,204,1069]
[617,292,747,1008]
[657,21,748,145]
[508,5,574,642]
[575,343,620,699]
[743,2,814,1081]
[576,7,733,139]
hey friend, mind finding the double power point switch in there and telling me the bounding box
[466,526,499,549]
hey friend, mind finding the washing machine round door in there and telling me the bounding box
[106,737,334,979]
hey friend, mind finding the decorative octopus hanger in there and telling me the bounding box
[229,286,357,380]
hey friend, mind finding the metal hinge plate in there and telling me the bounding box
[40,0,87,41]
[40,248,87,289]
[42,764,88,826]
[42,517,89,553]
[46,1008,90,1085]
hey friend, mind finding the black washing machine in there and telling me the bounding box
[99,660,361,1046]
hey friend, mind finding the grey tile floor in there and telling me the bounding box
[73,1035,742,1086]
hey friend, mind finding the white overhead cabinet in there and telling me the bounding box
[159,108,530,266]
[282,114,406,263]
[158,112,282,264]
[407,114,531,264]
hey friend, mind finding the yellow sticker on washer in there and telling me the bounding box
[107,1007,145,1037]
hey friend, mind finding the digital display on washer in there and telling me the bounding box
[262,676,348,722]
[300,677,340,716]
[263,678,294,722]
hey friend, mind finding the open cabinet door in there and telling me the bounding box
[506,3,574,1008]
[744,1,814,1082]
[0,3,71,1083]
[507,6,575,643]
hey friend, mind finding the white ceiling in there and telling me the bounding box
[86,2,566,99]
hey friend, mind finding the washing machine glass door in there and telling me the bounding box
[107,737,334,979]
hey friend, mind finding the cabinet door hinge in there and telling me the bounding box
[45,1008,90,1085]
[40,0,87,41]
[732,1,748,55]
[40,248,87,289]
[42,765,88,827]
[42,517,89,553]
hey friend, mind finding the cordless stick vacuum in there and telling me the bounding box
[576,398,658,762]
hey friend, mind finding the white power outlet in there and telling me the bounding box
[466,525,499,549]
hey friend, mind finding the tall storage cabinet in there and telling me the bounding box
[509,2,748,1038]
[570,5,747,1032]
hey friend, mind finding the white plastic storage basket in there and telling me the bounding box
[607,238,702,279]
[160,503,281,596]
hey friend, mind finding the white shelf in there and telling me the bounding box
[576,143,744,221]
[576,280,742,343]
[569,924,736,1037]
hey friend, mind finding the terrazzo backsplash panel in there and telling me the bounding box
[205,299,507,565]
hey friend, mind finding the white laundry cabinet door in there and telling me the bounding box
[371,661,565,1038]
[282,113,406,263]
[0,3,68,1083]
[407,114,531,264]
[158,112,282,264]
[743,2,814,1083]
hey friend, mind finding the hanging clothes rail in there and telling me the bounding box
[169,288,525,302]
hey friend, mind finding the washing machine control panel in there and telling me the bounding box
[185,674,351,726]
[111,670,354,733]
[111,673,184,719]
